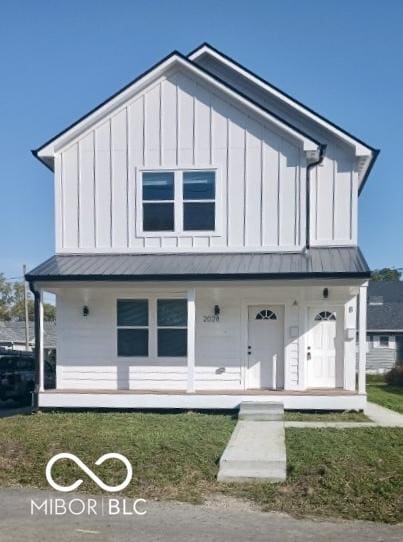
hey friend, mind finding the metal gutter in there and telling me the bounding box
[306,144,327,249]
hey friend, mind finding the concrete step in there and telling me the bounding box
[217,418,286,483]
[238,400,284,421]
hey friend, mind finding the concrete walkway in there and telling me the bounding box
[365,402,403,427]
[284,403,403,428]
[285,421,377,428]
[218,402,286,482]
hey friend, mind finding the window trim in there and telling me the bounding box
[136,166,222,237]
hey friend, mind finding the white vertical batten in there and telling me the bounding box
[187,288,196,393]
[358,283,368,394]
[39,290,44,392]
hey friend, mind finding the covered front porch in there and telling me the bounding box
[26,249,370,411]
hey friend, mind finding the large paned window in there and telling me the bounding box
[141,170,216,233]
[157,299,187,357]
[117,300,149,356]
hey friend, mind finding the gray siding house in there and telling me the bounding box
[365,281,403,373]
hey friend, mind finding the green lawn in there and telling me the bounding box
[284,411,369,422]
[367,381,403,414]
[0,412,402,523]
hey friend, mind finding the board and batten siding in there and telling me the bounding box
[55,70,305,253]
[194,55,358,247]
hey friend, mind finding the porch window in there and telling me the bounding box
[117,300,149,356]
[157,299,187,357]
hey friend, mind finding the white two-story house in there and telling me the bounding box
[27,44,378,410]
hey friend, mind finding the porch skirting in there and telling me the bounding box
[39,389,366,411]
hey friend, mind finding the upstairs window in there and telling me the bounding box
[183,171,215,231]
[140,170,216,234]
[142,172,175,231]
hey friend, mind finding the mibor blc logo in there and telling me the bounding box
[46,452,133,492]
[30,453,147,516]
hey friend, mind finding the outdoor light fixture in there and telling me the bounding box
[323,288,329,299]
[214,305,220,316]
[83,305,90,317]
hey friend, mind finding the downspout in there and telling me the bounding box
[305,144,327,250]
[28,281,40,412]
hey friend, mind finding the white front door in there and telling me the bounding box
[307,308,337,388]
[247,305,284,389]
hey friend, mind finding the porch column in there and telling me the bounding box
[187,288,196,393]
[31,284,44,410]
[358,283,368,394]
[39,290,45,392]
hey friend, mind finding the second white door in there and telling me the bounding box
[307,308,337,388]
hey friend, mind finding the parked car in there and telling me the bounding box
[0,351,55,405]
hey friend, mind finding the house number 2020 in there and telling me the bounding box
[203,315,220,322]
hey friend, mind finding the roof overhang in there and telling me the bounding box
[26,248,371,283]
[188,43,379,193]
[33,51,320,171]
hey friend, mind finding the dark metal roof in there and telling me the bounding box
[26,248,370,282]
[367,281,403,331]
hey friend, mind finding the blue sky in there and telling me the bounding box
[0,0,402,279]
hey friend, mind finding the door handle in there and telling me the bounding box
[248,345,252,355]
[307,352,311,360]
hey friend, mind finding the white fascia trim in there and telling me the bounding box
[189,45,372,157]
[37,54,319,159]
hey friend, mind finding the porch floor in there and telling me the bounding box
[44,388,357,396]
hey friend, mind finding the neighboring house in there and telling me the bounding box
[26,43,379,410]
[366,281,403,373]
[0,321,56,361]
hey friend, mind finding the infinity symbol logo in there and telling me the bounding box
[46,453,133,493]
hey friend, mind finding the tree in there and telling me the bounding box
[43,303,56,321]
[11,281,56,321]
[371,268,402,281]
[0,273,13,320]
[0,276,56,322]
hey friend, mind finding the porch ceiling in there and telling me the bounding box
[26,247,370,283]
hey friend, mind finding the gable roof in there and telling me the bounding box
[33,50,320,171]
[188,43,379,193]
[367,281,403,332]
